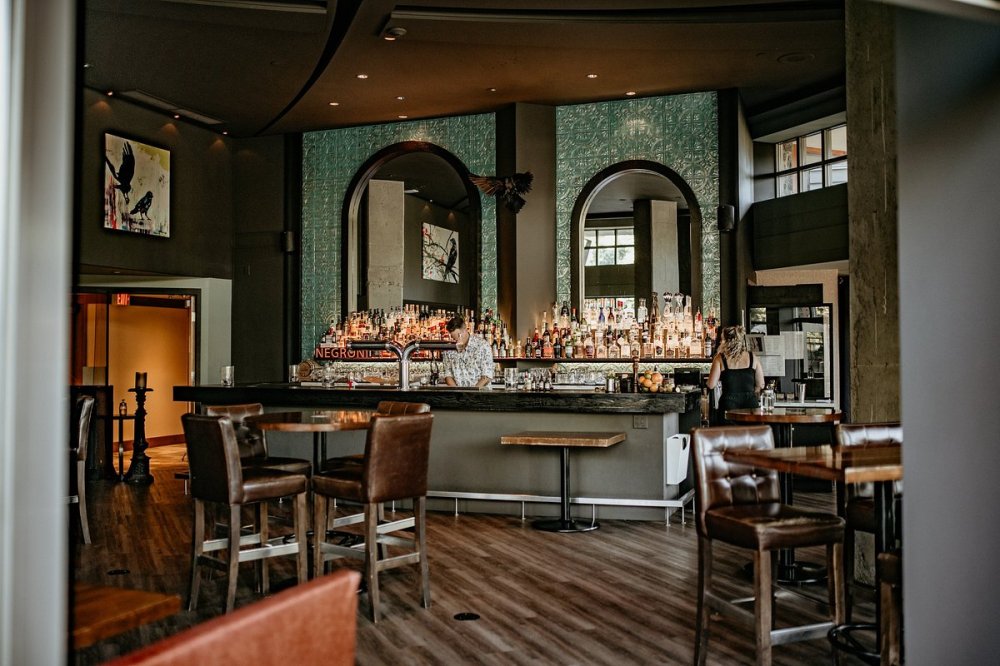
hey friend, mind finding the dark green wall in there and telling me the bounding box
[752,184,848,270]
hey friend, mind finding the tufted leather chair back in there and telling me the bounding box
[362,413,434,504]
[182,413,246,504]
[835,422,903,498]
[205,403,266,459]
[376,401,431,415]
[692,426,780,538]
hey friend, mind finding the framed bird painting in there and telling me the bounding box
[421,223,459,283]
[103,132,171,237]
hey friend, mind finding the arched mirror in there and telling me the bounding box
[570,160,702,316]
[342,142,481,317]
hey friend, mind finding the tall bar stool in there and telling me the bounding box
[181,413,309,613]
[878,550,903,665]
[321,400,430,471]
[834,422,903,619]
[692,425,846,666]
[69,395,95,544]
[205,403,312,476]
[312,413,434,623]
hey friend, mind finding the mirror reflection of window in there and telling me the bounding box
[585,227,635,266]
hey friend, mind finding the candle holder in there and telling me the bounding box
[124,386,154,486]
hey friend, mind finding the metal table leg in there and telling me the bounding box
[533,446,598,533]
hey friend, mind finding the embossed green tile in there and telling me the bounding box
[301,114,497,358]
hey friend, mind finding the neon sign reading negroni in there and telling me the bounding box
[313,345,437,361]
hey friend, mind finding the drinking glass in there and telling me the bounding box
[322,364,335,387]
[221,365,235,387]
[288,364,300,383]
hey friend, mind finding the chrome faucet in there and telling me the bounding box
[346,339,456,390]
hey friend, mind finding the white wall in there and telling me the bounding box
[896,9,1000,663]
[0,2,75,663]
[78,276,232,386]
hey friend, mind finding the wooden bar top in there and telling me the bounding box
[174,384,701,415]
[501,431,627,448]
[73,582,181,649]
[723,444,901,484]
[725,407,842,425]
[245,409,373,432]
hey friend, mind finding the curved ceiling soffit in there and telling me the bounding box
[254,0,364,136]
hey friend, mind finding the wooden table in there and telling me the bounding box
[725,407,843,584]
[723,444,902,659]
[501,431,626,533]
[72,582,181,650]
[246,410,374,473]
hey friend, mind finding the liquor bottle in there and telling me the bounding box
[618,331,630,358]
[596,333,608,358]
[703,334,713,358]
[535,334,543,358]
[553,335,563,359]
[574,334,585,359]
[499,337,508,358]
[513,338,523,358]
[651,292,659,325]
[637,298,648,325]
[607,335,620,358]
[695,308,703,337]
[584,333,595,358]
[491,337,499,358]
[563,334,573,359]
[542,336,554,359]
[706,308,718,342]
[524,334,533,359]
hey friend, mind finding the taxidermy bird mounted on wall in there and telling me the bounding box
[469,172,533,214]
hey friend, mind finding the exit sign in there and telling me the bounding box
[114,293,130,306]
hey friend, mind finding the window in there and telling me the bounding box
[583,228,635,266]
[774,124,848,198]
[583,297,635,313]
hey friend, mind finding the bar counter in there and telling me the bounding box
[173,383,701,521]
[173,383,700,414]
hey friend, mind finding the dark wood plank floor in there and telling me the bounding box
[72,444,874,665]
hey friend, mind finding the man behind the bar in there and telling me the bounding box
[442,316,494,389]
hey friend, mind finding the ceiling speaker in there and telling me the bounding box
[717,204,735,232]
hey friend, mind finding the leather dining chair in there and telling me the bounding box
[69,395,96,544]
[321,400,430,471]
[834,421,902,619]
[312,412,434,623]
[181,413,309,613]
[205,403,312,476]
[692,425,846,666]
[105,569,360,666]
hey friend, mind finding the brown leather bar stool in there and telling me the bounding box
[878,550,902,665]
[181,413,309,613]
[312,412,434,623]
[834,422,903,619]
[692,425,846,666]
[205,403,312,476]
[321,400,430,470]
[69,395,96,544]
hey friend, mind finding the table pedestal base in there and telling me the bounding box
[532,518,599,533]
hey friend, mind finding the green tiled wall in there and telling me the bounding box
[300,115,496,359]
[555,93,720,311]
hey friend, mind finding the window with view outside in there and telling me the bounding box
[774,124,847,198]
[583,228,635,266]
[583,297,635,313]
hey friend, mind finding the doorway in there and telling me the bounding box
[71,289,198,448]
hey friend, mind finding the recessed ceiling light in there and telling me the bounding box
[356,73,369,79]
[329,101,340,106]
[222,131,229,135]
[83,63,91,69]
[398,115,408,119]
[395,96,405,101]
[586,74,598,79]
[488,87,497,92]
[383,26,407,41]
[106,90,114,96]
[173,113,181,119]
[625,91,637,96]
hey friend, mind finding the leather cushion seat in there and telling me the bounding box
[705,503,845,551]
[312,466,363,502]
[240,468,308,503]
[248,455,312,477]
[321,454,363,471]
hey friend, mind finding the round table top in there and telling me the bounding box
[245,410,374,432]
[725,407,842,425]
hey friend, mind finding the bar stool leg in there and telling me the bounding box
[256,502,269,594]
[188,499,205,611]
[364,503,381,623]
[226,504,241,613]
[416,496,430,609]
[694,536,712,666]
[295,492,308,583]
[313,494,328,579]
[754,549,773,666]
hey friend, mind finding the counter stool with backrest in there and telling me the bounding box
[312,412,434,623]
[69,395,96,544]
[834,422,902,619]
[205,403,312,476]
[321,400,430,471]
[692,425,846,666]
[181,413,309,614]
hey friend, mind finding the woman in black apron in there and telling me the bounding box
[707,325,765,425]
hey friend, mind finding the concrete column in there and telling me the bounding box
[366,179,404,310]
[635,199,679,299]
[846,0,900,423]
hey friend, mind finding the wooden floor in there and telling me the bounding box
[72,444,874,665]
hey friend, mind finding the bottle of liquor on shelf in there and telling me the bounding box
[542,335,554,359]
[513,337,523,358]
[573,334,585,359]
[703,333,713,358]
[596,333,608,358]
[553,334,563,359]
[584,333,595,358]
[637,298,647,325]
